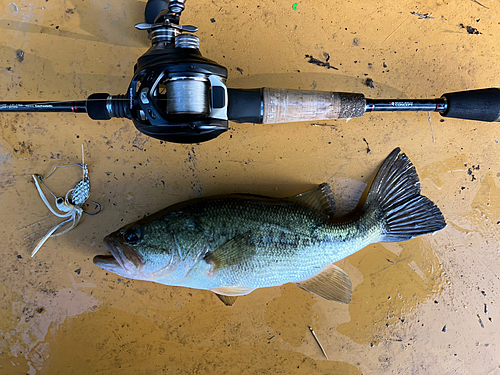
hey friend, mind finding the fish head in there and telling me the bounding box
[93,219,185,282]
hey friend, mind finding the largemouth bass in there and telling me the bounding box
[94,148,446,304]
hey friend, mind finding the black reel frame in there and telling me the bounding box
[128,45,229,143]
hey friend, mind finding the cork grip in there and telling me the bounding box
[262,88,366,124]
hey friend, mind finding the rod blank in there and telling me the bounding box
[0,101,86,113]
[365,99,446,113]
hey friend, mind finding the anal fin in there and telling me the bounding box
[295,264,352,304]
[215,294,238,306]
[211,286,256,296]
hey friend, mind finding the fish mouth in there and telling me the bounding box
[93,235,144,276]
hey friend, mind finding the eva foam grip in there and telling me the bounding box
[441,88,500,122]
[86,93,111,120]
[227,88,263,124]
[262,88,366,124]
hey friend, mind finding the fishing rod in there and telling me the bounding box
[1,0,499,144]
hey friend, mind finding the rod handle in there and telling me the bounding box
[441,88,500,122]
[262,88,366,124]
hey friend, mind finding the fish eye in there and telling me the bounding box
[124,227,142,245]
[56,198,64,204]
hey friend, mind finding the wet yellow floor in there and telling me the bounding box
[1,0,500,373]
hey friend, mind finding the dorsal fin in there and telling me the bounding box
[288,183,336,218]
[295,264,352,304]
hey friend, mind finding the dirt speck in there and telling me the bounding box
[16,49,24,62]
[12,141,33,155]
[363,138,371,153]
[305,54,338,70]
[460,23,481,35]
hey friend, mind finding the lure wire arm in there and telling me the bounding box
[44,163,85,180]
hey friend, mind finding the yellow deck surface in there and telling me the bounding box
[1,0,499,373]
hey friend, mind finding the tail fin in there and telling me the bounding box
[364,148,446,242]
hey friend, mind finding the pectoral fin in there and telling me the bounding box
[204,231,257,270]
[211,286,256,296]
[295,264,352,304]
[215,294,239,306]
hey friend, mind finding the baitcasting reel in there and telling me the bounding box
[1,0,500,143]
[116,0,231,143]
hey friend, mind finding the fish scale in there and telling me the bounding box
[139,197,377,290]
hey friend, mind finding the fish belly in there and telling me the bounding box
[182,227,377,291]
